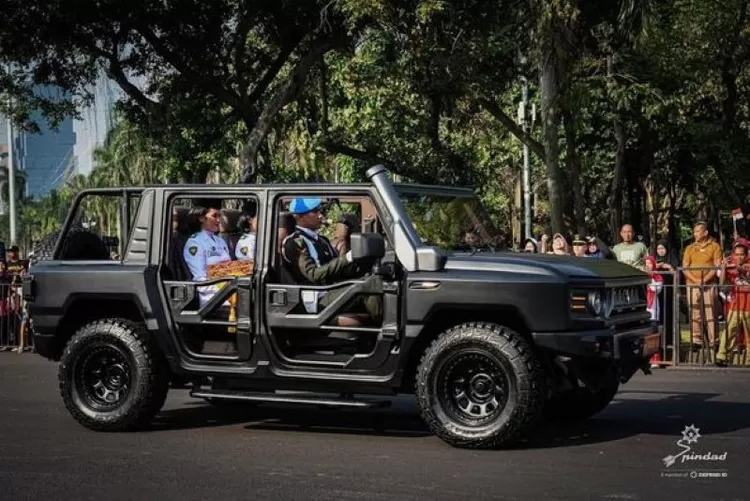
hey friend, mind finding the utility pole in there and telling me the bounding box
[517,73,536,240]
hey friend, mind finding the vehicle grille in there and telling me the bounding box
[605,285,648,323]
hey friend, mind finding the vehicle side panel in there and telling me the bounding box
[404,269,571,332]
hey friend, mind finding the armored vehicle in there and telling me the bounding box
[23,166,658,449]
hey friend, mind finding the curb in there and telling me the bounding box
[661,365,750,373]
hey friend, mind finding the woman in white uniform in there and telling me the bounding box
[183,206,232,306]
[234,214,256,261]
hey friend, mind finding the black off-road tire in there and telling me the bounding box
[415,322,547,449]
[544,377,620,423]
[58,319,169,432]
[33,227,109,262]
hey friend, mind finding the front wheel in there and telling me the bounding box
[415,322,547,449]
[59,319,169,431]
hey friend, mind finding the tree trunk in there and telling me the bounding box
[240,38,338,184]
[563,110,585,235]
[540,51,565,235]
[607,56,625,242]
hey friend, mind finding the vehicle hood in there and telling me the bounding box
[444,252,647,282]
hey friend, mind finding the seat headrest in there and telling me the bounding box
[220,209,244,235]
[172,206,191,234]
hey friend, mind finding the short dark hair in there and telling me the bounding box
[187,206,210,233]
[237,214,254,233]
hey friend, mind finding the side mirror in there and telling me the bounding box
[350,233,385,262]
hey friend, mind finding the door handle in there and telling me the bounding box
[170,284,188,301]
[269,289,287,306]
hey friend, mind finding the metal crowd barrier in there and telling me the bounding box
[650,267,749,368]
[0,281,33,353]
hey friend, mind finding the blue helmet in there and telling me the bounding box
[288,198,322,215]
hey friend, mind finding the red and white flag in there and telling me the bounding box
[732,208,744,221]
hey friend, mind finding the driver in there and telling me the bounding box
[281,198,381,324]
[281,198,355,285]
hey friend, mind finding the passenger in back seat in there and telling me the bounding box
[234,214,257,261]
[184,205,232,306]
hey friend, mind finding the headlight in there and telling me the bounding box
[587,290,603,317]
[570,289,605,317]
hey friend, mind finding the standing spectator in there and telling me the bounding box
[571,235,587,257]
[682,221,723,350]
[522,237,539,253]
[612,224,649,269]
[655,240,678,272]
[585,236,615,259]
[542,233,570,255]
[645,254,665,368]
[716,238,750,366]
[654,239,679,346]
[645,255,664,323]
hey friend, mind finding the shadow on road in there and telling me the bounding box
[147,390,750,448]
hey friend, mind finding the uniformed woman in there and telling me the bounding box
[183,206,232,306]
[234,214,256,261]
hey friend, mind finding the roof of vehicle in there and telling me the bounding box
[75,182,477,196]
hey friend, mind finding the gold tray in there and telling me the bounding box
[207,260,254,278]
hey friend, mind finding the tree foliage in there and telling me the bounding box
[4,0,750,252]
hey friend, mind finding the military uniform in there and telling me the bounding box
[234,233,256,261]
[282,227,354,286]
[282,198,382,324]
[184,229,232,306]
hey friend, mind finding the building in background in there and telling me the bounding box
[72,76,121,178]
[0,74,121,199]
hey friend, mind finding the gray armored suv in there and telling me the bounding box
[22,165,658,449]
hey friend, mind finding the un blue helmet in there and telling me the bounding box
[288,198,322,215]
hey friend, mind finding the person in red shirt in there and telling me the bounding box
[717,238,750,366]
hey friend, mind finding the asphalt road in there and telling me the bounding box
[0,354,748,501]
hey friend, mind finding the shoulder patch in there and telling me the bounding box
[240,246,248,255]
[188,246,198,256]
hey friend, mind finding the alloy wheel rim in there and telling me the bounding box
[74,345,132,411]
[436,350,510,427]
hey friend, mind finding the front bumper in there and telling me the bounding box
[532,323,660,362]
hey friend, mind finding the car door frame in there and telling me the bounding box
[158,187,266,363]
[258,185,404,376]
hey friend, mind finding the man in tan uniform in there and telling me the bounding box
[682,221,723,348]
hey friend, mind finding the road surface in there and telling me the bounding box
[0,354,747,500]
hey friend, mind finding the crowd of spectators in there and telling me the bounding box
[0,245,30,353]
[520,221,749,367]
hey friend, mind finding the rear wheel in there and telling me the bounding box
[415,322,546,449]
[59,319,169,431]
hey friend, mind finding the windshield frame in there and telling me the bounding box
[393,183,501,253]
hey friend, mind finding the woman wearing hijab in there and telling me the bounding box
[653,239,678,355]
[542,233,571,255]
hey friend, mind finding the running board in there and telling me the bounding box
[191,389,392,408]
